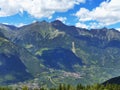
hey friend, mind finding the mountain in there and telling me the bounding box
[0,20,120,86]
[103,76,120,84]
[0,30,42,85]
[39,47,83,71]
[0,24,17,41]
[52,21,120,48]
[12,21,68,51]
[0,23,18,30]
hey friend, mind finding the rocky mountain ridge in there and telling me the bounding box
[0,20,120,86]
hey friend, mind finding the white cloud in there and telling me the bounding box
[15,23,26,27]
[75,0,120,27]
[0,22,26,27]
[89,22,104,29]
[2,22,9,25]
[76,22,104,29]
[56,17,67,23]
[76,22,88,28]
[116,28,120,32]
[0,0,85,18]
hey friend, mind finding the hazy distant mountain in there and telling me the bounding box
[0,20,120,86]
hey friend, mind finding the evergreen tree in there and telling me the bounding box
[22,86,28,90]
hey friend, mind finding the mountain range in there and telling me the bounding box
[0,20,120,86]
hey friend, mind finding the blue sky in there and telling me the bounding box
[0,0,120,30]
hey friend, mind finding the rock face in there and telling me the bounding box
[0,20,120,85]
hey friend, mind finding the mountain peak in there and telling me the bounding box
[41,20,47,23]
[32,20,48,24]
[51,20,64,26]
[32,21,40,23]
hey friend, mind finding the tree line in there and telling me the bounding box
[1,83,120,90]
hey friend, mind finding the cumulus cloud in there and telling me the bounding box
[56,17,67,23]
[75,0,120,27]
[0,0,85,18]
[76,22,104,29]
[76,22,88,28]
[16,23,27,27]
[116,28,120,32]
